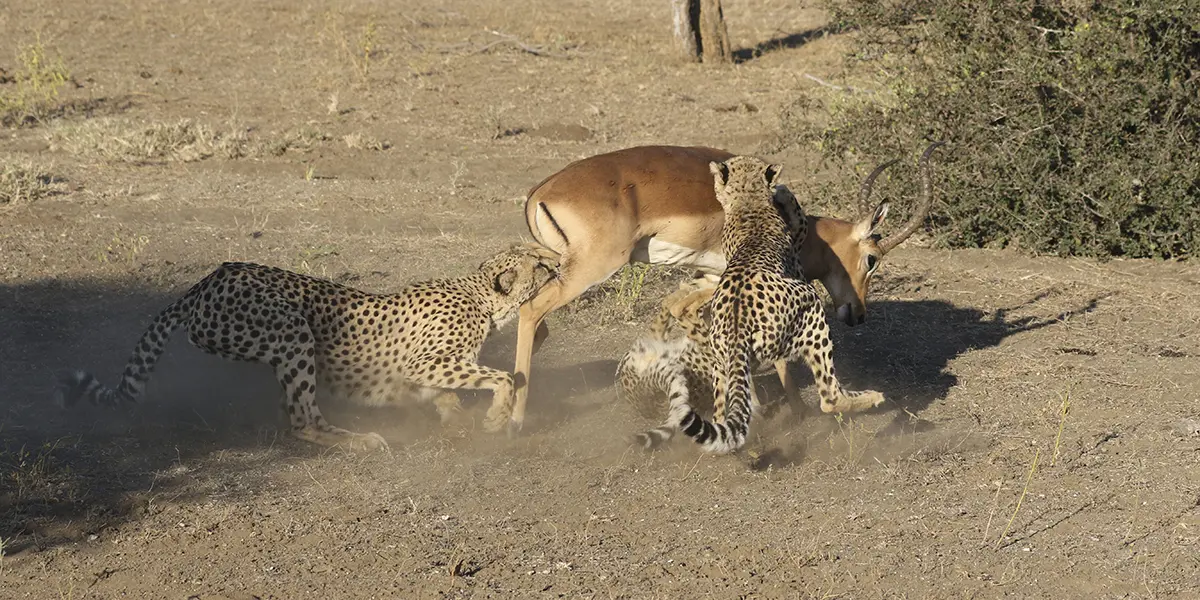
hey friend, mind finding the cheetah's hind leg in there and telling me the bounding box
[791,297,886,415]
[626,345,698,450]
[271,316,389,453]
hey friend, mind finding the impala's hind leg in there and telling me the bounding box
[510,250,627,433]
[773,360,809,420]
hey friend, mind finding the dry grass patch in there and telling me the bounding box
[342,132,391,151]
[47,119,344,163]
[48,118,248,164]
[48,118,250,163]
[0,158,61,205]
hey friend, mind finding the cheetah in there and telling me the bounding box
[619,276,780,447]
[55,243,561,451]
[634,155,886,454]
[616,276,718,424]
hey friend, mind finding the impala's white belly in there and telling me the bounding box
[631,237,727,273]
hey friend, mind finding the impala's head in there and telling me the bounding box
[804,141,943,327]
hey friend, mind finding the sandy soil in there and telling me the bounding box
[1,0,1198,598]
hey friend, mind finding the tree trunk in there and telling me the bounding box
[699,0,732,64]
[672,0,700,62]
[672,0,731,64]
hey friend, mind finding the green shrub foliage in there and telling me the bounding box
[795,1,1198,258]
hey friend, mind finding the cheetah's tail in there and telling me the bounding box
[630,362,694,450]
[677,322,754,455]
[55,293,194,409]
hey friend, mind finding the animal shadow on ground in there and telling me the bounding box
[735,284,1106,470]
[0,274,306,554]
[0,274,622,554]
[733,25,838,63]
[816,285,1107,435]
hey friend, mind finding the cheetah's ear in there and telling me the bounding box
[709,161,730,187]
[493,268,519,295]
[764,164,783,188]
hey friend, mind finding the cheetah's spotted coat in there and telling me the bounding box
[56,243,560,451]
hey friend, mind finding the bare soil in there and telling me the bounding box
[1,1,1198,598]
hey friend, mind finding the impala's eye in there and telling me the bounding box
[866,254,879,273]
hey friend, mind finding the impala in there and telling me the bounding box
[506,142,943,431]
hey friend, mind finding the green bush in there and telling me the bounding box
[786,1,1199,259]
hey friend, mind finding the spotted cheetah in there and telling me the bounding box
[620,276,781,447]
[616,276,718,424]
[635,155,886,454]
[55,243,561,451]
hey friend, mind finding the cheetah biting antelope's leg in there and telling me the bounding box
[54,244,561,452]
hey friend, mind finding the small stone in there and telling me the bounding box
[1170,418,1200,437]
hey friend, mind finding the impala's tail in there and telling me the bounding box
[55,292,195,409]
[524,198,571,256]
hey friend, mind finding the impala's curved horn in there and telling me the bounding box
[858,158,901,215]
[879,140,945,255]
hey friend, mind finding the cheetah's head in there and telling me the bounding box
[709,155,784,213]
[477,243,561,327]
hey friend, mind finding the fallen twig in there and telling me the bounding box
[440,30,568,58]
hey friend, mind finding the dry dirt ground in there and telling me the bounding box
[2,0,1199,598]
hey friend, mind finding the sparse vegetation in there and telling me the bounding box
[1050,386,1072,466]
[296,244,340,275]
[828,414,878,469]
[97,234,151,265]
[597,263,652,320]
[48,119,249,163]
[1,439,74,507]
[46,119,340,163]
[343,132,391,151]
[0,159,60,205]
[791,1,1200,259]
[995,447,1040,549]
[356,20,380,83]
[0,35,71,126]
[316,12,387,88]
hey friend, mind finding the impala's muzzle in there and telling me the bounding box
[837,303,865,327]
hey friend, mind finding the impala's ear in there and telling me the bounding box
[853,202,890,240]
[493,268,518,295]
[764,163,783,188]
[709,160,730,187]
